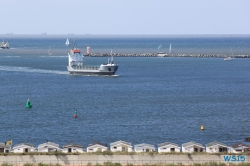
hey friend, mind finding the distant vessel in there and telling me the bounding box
[224,47,234,61]
[169,44,173,54]
[67,44,119,75]
[224,57,233,61]
[0,40,9,49]
[157,44,166,57]
[48,47,52,55]
[65,38,70,46]
[157,52,166,57]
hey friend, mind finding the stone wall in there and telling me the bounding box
[0,155,249,165]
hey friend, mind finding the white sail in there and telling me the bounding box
[224,47,234,61]
[65,38,70,46]
[169,44,172,54]
[48,47,52,55]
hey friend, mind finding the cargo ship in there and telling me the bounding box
[67,45,119,75]
[0,41,9,49]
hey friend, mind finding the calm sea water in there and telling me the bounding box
[0,36,250,148]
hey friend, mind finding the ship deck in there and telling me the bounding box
[71,65,100,70]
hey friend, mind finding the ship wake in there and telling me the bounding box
[0,66,68,75]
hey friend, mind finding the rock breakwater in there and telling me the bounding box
[85,53,250,58]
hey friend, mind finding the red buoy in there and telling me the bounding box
[74,110,77,118]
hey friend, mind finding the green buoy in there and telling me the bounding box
[26,99,32,108]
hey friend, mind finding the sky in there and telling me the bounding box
[0,0,250,35]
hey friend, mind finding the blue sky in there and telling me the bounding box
[1,0,249,35]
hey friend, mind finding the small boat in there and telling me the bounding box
[224,57,234,61]
[48,47,52,55]
[65,38,70,46]
[0,40,9,49]
[224,47,234,61]
[157,52,166,57]
[67,43,119,75]
[157,44,166,57]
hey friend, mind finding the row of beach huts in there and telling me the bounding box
[0,140,250,154]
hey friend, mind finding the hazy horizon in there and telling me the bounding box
[1,0,249,35]
[1,34,250,38]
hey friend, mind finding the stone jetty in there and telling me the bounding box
[85,53,250,58]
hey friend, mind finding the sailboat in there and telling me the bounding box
[48,47,52,55]
[157,44,166,57]
[169,44,172,54]
[65,38,70,46]
[224,47,234,61]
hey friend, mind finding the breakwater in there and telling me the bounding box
[85,53,250,58]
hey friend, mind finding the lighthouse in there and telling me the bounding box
[86,46,91,55]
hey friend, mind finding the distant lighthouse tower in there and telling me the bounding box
[87,45,91,56]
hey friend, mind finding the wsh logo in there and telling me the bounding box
[224,155,245,162]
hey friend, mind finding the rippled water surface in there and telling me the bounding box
[0,36,250,148]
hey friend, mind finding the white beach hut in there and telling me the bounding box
[38,142,61,152]
[87,142,108,152]
[158,142,181,153]
[110,140,133,152]
[205,142,228,153]
[229,143,250,153]
[182,141,205,153]
[134,143,155,152]
[62,144,84,153]
[12,143,35,153]
[0,142,11,153]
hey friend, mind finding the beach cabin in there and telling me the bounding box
[134,143,155,152]
[205,142,228,153]
[110,140,133,152]
[0,142,11,153]
[87,142,108,152]
[62,144,84,153]
[12,143,35,153]
[182,141,205,153]
[230,143,250,153]
[38,142,60,152]
[158,142,181,153]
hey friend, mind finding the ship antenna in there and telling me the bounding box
[72,40,76,49]
[110,49,114,63]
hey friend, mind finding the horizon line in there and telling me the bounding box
[1,33,250,36]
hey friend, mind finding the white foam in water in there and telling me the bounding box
[5,56,21,58]
[39,56,67,58]
[0,66,68,75]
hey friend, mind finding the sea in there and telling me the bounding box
[0,35,250,148]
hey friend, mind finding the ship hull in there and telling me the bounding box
[67,65,118,76]
[67,45,118,76]
[68,71,116,75]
